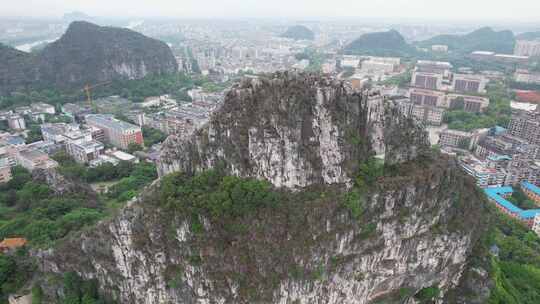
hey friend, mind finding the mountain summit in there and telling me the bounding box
[0,21,178,94]
[37,72,488,303]
[281,25,315,40]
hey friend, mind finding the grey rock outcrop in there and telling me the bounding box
[158,72,429,189]
[39,157,487,304]
[35,73,485,304]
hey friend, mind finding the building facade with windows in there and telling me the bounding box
[85,114,143,150]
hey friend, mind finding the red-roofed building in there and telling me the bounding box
[515,90,540,104]
[0,238,27,253]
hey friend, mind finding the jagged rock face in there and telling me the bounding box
[36,73,485,303]
[0,21,177,94]
[39,158,487,304]
[158,72,429,189]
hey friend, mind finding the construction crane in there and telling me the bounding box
[83,81,111,110]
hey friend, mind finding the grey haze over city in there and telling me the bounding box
[2,0,540,21]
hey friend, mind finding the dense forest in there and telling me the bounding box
[0,158,157,303]
[0,72,195,109]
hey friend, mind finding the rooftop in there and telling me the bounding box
[484,185,540,219]
[0,237,27,250]
[5,136,25,146]
[19,149,48,161]
[86,114,140,132]
[522,182,540,196]
[111,150,136,161]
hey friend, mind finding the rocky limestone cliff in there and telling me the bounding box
[38,157,487,304]
[33,72,488,304]
[158,72,428,189]
[0,21,177,94]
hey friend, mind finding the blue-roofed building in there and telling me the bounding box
[484,186,540,228]
[522,181,540,205]
[5,136,25,147]
[490,126,507,136]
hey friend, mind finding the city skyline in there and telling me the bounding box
[3,0,540,22]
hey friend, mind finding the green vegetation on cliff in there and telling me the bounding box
[487,211,540,303]
[53,152,157,203]
[0,166,103,248]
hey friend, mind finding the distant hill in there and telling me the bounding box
[344,29,416,57]
[418,27,515,54]
[0,21,178,95]
[516,31,540,41]
[281,25,315,41]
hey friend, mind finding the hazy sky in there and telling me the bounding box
[3,0,540,21]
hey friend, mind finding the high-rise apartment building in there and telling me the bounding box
[508,112,540,146]
[514,40,540,57]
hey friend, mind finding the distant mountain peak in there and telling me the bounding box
[344,29,414,57]
[0,21,178,95]
[281,25,315,40]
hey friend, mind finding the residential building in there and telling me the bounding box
[493,54,530,64]
[522,182,540,205]
[408,88,447,107]
[86,126,106,142]
[63,130,104,164]
[415,60,452,74]
[452,74,488,94]
[484,187,540,228]
[26,140,64,156]
[340,56,360,69]
[31,102,55,115]
[411,71,443,90]
[533,214,540,236]
[67,140,104,164]
[7,115,25,130]
[514,69,540,85]
[460,156,505,187]
[447,94,490,113]
[85,114,143,150]
[514,40,540,57]
[514,90,540,104]
[439,129,473,148]
[360,57,400,73]
[0,158,12,183]
[126,111,146,126]
[16,149,58,171]
[62,103,93,121]
[41,123,80,143]
[396,100,444,126]
[508,111,540,145]
[504,156,540,186]
[350,75,370,90]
